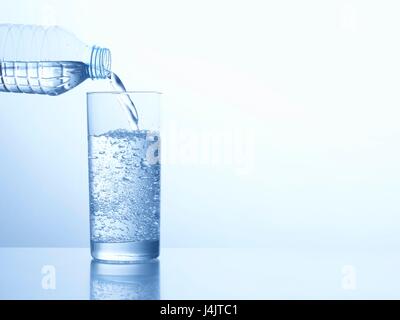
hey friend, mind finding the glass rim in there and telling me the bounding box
[87,90,162,96]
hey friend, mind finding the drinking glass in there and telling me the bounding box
[87,91,161,262]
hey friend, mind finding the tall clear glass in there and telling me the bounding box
[87,91,161,262]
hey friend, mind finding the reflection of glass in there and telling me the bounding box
[90,259,160,300]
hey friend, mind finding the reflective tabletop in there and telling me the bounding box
[0,247,399,299]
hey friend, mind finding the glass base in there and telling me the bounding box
[91,240,159,262]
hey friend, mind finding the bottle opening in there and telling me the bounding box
[89,46,111,79]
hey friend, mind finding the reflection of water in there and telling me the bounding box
[90,259,160,300]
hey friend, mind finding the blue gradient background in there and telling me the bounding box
[1,0,400,249]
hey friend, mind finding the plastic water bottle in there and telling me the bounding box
[0,24,111,95]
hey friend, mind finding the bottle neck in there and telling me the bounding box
[88,46,111,79]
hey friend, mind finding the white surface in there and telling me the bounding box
[0,247,399,299]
